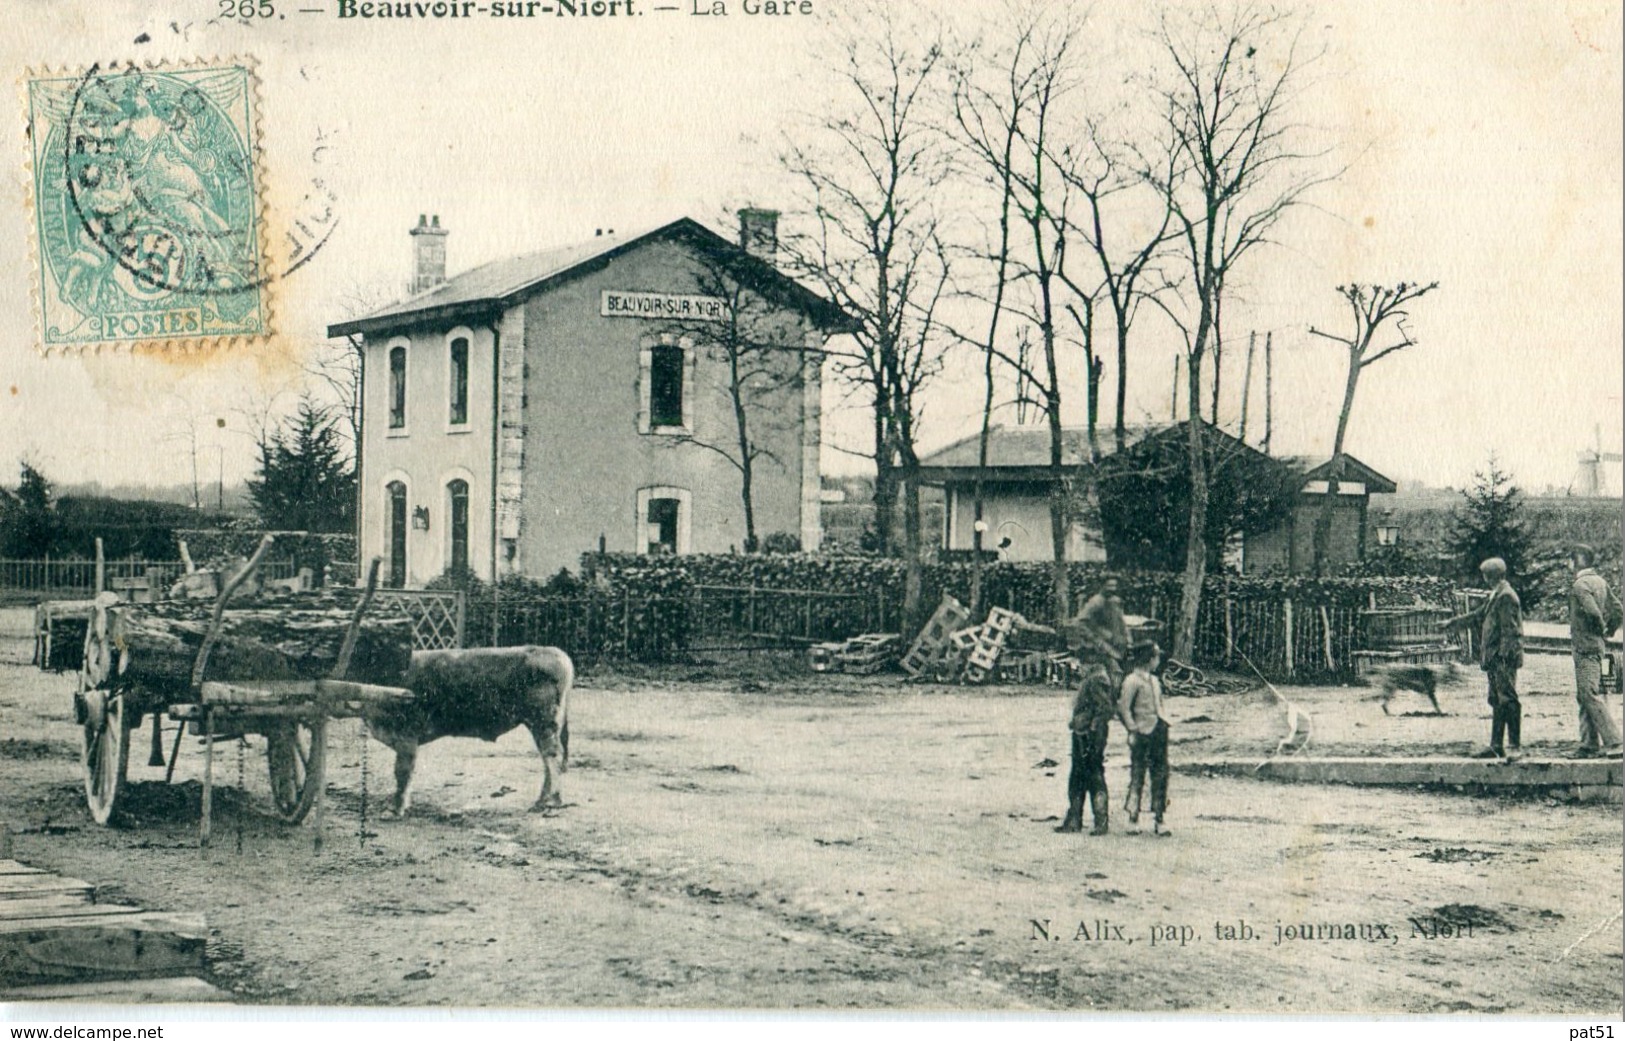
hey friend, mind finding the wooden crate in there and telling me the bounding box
[1361,607,1451,649]
[899,595,970,676]
[837,633,899,675]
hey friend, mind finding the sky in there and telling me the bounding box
[0,0,1619,497]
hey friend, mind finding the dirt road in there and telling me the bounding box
[0,624,1618,1012]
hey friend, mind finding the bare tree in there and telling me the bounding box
[1058,124,1179,454]
[783,1,952,623]
[1306,280,1438,573]
[311,279,398,457]
[662,253,810,553]
[938,16,1025,613]
[950,1,1089,622]
[1143,2,1332,660]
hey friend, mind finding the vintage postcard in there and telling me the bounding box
[0,0,1620,1029]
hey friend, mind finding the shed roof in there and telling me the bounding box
[915,424,1161,477]
[1299,455,1398,494]
[916,422,1385,491]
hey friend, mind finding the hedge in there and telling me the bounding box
[578,552,1455,624]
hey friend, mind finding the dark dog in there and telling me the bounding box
[1374,662,1458,715]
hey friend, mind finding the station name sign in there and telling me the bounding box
[601,290,728,322]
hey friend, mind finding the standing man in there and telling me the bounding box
[1566,545,1623,758]
[1445,558,1524,761]
[1057,648,1115,835]
[1071,575,1129,685]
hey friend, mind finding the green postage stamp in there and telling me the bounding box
[25,60,269,351]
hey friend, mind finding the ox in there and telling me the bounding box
[363,645,573,816]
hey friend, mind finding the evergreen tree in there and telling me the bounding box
[0,462,56,557]
[246,396,356,533]
[1448,458,1551,602]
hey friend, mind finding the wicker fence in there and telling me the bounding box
[463,576,1448,681]
[468,584,896,664]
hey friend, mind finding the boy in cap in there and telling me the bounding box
[1057,647,1115,835]
[1118,639,1171,835]
[1445,557,1524,760]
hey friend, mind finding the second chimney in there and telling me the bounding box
[410,214,448,294]
[737,207,779,261]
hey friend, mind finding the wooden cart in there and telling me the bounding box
[65,538,414,843]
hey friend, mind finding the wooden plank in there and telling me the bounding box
[200,680,320,705]
[0,876,92,901]
[315,678,413,704]
[200,679,413,708]
[1,974,232,1004]
[0,911,206,985]
[0,860,46,876]
[0,899,137,922]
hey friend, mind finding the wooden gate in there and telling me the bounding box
[374,589,465,650]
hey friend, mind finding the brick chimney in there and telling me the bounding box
[737,207,778,261]
[410,214,448,294]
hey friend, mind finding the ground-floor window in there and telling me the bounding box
[647,497,679,554]
[386,481,408,587]
[447,478,469,576]
[636,486,692,556]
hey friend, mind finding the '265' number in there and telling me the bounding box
[220,0,275,17]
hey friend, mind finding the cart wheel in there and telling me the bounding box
[81,599,113,691]
[80,688,130,826]
[266,719,327,823]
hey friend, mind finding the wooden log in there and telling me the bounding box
[0,911,206,985]
[105,601,413,696]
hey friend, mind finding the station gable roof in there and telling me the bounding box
[327,217,851,338]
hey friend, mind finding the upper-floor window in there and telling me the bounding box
[649,344,684,428]
[388,346,408,430]
[448,336,469,426]
[639,335,693,434]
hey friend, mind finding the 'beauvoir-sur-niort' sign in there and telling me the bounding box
[601,290,727,321]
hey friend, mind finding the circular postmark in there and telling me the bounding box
[56,64,260,298]
[30,60,344,349]
[34,62,277,345]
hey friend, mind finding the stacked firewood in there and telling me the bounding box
[104,596,414,691]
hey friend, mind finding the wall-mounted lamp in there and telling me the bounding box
[412,506,431,531]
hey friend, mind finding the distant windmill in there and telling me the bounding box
[1575,425,1624,497]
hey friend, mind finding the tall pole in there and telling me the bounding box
[1239,330,1256,444]
[1263,331,1274,455]
[189,427,201,511]
[1171,354,1181,421]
